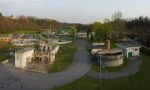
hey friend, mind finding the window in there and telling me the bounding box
[135,49,138,51]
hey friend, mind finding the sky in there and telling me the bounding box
[0,0,150,24]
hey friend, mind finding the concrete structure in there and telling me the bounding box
[15,42,59,70]
[97,48,123,67]
[31,43,59,64]
[116,43,141,58]
[91,40,111,55]
[12,39,37,46]
[77,31,88,39]
[49,39,72,45]
[15,47,34,68]
[91,42,105,55]
[12,34,38,46]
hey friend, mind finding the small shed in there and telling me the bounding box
[116,43,141,58]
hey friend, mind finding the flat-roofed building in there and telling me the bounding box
[15,47,34,69]
[116,43,141,58]
[0,35,13,43]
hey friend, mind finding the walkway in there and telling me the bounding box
[87,57,141,79]
[0,39,91,90]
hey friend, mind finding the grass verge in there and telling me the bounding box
[0,41,12,61]
[52,53,150,90]
[48,41,76,72]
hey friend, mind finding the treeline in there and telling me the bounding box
[125,16,150,47]
[126,16,150,38]
[126,16,150,31]
[0,12,63,34]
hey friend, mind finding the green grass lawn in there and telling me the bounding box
[48,41,76,72]
[0,51,7,61]
[0,41,12,61]
[0,41,20,61]
[53,53,150,90]
[111,41,117,49]
[15,30,40,34]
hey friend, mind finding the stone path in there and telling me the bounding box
[0,39,91,90]
[87,57,141,79]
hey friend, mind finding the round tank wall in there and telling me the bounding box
[100,57,123,67]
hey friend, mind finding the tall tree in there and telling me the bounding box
[103,22,112,39]
[70,26,77,40]
[92,21,112,41]
[112,11,126,40]
[0,12,2,16]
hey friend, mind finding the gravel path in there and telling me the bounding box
[0,39,91,90]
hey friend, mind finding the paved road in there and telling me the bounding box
[87,57,140,79]
[0,39,91,90]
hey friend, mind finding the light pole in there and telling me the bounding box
[99,54,101,79]
[48,25,54,40]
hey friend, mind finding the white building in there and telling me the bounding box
[15,43,59,69]
[15,47,34,69]
[116,43,141,58]
[91,43,105,55]
[77,31,87,39]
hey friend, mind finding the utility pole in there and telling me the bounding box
[48,25,54,39]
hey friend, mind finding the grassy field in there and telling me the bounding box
[53,53,150,90]
[0,42,12,61]
[0,41,20,61]
[48,41,76,72]
[15,30,40,34]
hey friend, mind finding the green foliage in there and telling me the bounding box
[0,42,12,61]
[92,22,112,42]
[0,15,62,34]
[140,47,150,55]
[15,30,38,34]
[70,26,77,40]
[0,12,2,16]
[34,44,40,49]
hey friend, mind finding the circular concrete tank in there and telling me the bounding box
[98,49,123,67]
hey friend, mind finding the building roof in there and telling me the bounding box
[16,47,34,53]
[58,29,70,33]
[98,48,122,54]
[92,43,105,46]
[116,43,141,49]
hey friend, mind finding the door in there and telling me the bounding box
[128,52,133,58]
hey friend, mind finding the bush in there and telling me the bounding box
[141,47,150,55]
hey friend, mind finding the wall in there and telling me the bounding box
[15,49,34,68]
[49,45,59,64]
[99,58,123,67]
[91,49,103,55]
[104,58,123,67]
[126,47,140,58]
